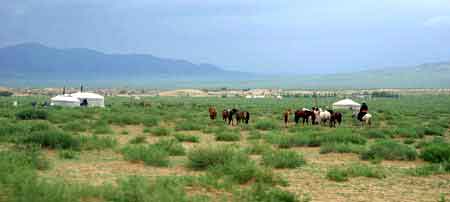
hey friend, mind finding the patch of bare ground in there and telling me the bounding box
[279,168,450,202]
[39,157,201,186]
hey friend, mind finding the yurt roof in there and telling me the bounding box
[332,99,361,106]
[51,95,80,102]
[71,92,104,99]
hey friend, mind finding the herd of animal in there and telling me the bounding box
[208,106,372,127]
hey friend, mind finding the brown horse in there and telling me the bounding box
[283,109,292,127]
[329,111,342,128]
[237,111,250,125]
[222,109,230,122]
[294,109,316,126]
[208,107,217,120]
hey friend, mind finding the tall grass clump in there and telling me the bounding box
[21,130,81,150]
[142,116,159,127]
[255,120,279,131]
[16,109,48,120]
[151,127,172,136]
[174,133,199,143]
[128,136,147,144]
[79,135,117,150]
[153,139,186,156]
[175,121,202,131]
[361,140,417,161]
[262,150,305,169]
[326,164,386,182]
[238,183,300,202]
[62,120,90,132]
[121,145,169,167]
[320,143,366,154]
[420,141,450,163]
[92,120,114,135]
[215,131,240,141]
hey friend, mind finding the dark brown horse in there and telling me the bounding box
[222,109,229,122]
[228,108,239,125]
[294,109,316,126]
[208,107,217,120]
[330,111,342,128]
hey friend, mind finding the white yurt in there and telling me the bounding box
[50,95,81,107]
[332,99,361,110]
[71,92,105,107]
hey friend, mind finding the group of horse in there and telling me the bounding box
[208,107,250,125]
[284,107,342,128]
[208,106,371,128]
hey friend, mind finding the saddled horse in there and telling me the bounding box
[329,110,342,127]
[208,107,217,120]
[353,111,372,127]
[294,109,316,126]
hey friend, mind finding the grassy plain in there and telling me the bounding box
[0,95,449,202]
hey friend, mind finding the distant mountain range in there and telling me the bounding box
[1,43,449,88]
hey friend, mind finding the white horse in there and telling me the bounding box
[319,108,331,125]
[353,111,372,127]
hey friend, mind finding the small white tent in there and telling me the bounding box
[332,99,361,110]
[71,92,105,107]
[50,95,80,107]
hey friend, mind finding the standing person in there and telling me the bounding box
[358,102,368,121]
[13,101,18,107]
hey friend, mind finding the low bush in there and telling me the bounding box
[246,141,273,155]
[363,129,393,139]
[151,127,172,136]
[262,150,305,169]
[318,131,367,145]
[320,143,366,154]
[142,116,159,127]
[128,136,147,144]
[175,122,202,131]
[174,133,199,143]
[79,135,117,150]
[420,141,450,163]
[326,164,385,182]
[92,121,114,135]
[153,139,185,156]
[238,183,299,202]
[361,140,417,161]
[424,126,446,136]
[395,127,424,138]
[407,163,450,176]
[21,130,81,150]
[58,150,79,159]
[121,145,169,167]
[187,146,236,170]
[16,109,48,120]
[62,120,90,132]
[215,131,240,141]
[255,120,279,131]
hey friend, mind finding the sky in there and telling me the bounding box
[1,0,450,74]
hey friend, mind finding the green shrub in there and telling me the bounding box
[420,141,450,163]
[175,122,202,131]
[255,120,279,131]
[151,127,172,136]
[62,120,89,132]
[395,127,424,138]
[361,140,417,161]
[92,121,114,134]
[364,129,392,139]
[239,183,299,202]
[318,132,367,145]
[326,164,385,182]
[424,126,446,136]
[215,131,240,141]
[129,136,147,144]
[142,116,159,127]
[153,139,185,156]
[21,130,81,150]
[326,168,348,182]
[174,133,199,143]
[58,150,79,159]
[79,135,117,150]
[105,112,142,125]
[16,109,48,120]
[122,145,169,167]
[246,141,273,155]
[262,150,305,169]
[407,163,450,176]
[320,143,366,154]
[403,138,415,145]
[187,146,236,170]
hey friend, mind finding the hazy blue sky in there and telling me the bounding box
[1,0,450,74]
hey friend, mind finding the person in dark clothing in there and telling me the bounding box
[357,102,368,121]
[80,99,88,107]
